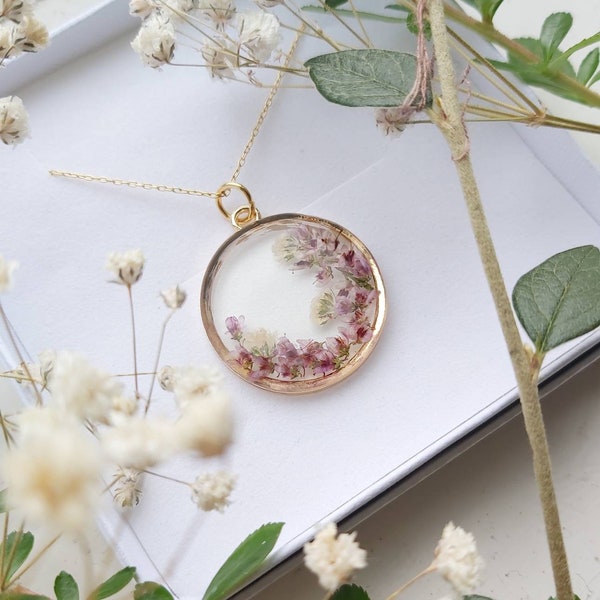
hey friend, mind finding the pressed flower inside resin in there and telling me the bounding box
[201,214,386,393]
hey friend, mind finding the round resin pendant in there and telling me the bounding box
[201,214,386,393]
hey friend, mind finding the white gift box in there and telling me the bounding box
[1,3,600,598]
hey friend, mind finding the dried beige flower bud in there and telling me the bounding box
[161,285,186,309]
[190,471,236,512]
[113,467,143,508]
[1,0,32,22]
[158,365,175,391]
[197,0,235,28]
[237,10,280,63]
[15,15,47,52]
[253,0,283,7]
[375,107,412,137]
[0,96,29,145]
[0,254,18,291]
[131,13,175,68]
[106,249,145,286]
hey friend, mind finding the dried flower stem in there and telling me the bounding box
[10,534,61,583]
[317,0,370,47]
[427,1,572,599]
[142,469,188,486]
[283,0,342,51]
[127,285,140,400]
[0,522,24,589]
[145,311,175,414]
[347,0,373,48]
[0,303,43,406]
[384,565,435,600]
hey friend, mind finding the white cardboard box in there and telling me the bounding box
[2,3,600,597]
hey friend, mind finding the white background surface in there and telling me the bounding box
[3,1,600,599]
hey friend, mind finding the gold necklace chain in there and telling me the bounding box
[50,27,304,229]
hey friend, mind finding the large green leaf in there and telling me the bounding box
[331,584,371,600]
[305,50,430,107]
[54,571,79,600]
[90,566,136,599]
[1,531,34,582]
[540,12,573,61]
[202,522,284,600]
[512,246,600,354]
[133,582,174,600]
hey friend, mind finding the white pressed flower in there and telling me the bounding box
[0,20,21,58]
[131,13,175,68]
[237,10,280,63]
[201,38,235,79]
[161,284,186,309]
[196,0,235,28]
[303,522,367,591]
[431,522,484,595]
[242,327,277,356]
[113,467,143,508]
[172,365,223,407]
[101,414,178,469]
[14,15,48,52]
[2,408,102,531]
[48,351,123,423]
[0,254,17,290]
[176,389,233,456]
[129,0,160,18]
[158,365,175,391]
[190,471,236,512]
[375,107,411,137]
[0,96,28,145]
[0,0,32,21]
[106,248,145,286]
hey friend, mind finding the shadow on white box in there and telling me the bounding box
[2,2,600,599]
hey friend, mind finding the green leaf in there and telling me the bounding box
[202,522,284,600]
[133,582,174,600]
[1,594,52,600]
[459,0,504,23]
[512,246,600,354]
[331,584,371,600]
[325,0,347,6]
[540,12,573,60]
[90,566,136,600]
[463,596,496,600]
[305,50,430,107]
[1,531,34,581]
[578,48,599,84]
[406,11,431,40]
[54,571,79,600]
[0,489,7,513]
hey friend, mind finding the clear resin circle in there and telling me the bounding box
[201,214,386,394]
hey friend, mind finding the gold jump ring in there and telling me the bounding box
[216,182,260,229]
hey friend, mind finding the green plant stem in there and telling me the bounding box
[437,1,600,108]
[549,32,600,69]
[427,1,573,599]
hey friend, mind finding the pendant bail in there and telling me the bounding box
[216,182,261,230]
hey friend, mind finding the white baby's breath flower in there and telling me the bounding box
[0,96,28,145]
[431,522,484,595]
[1,0,32,21]
[131,13,175,68]
[110,394,138,419]
[375,106,412,137]
[0,254,17,291]
[176,389,233,456]
[106,248,145,286]
[172,365,223,407]
[0,20,21,58]
[161,285,186,309]
[113,467,143,508]
[253,0,283,8]
[48,351,123,423]
[129,0,160,19]
[14,15,48,52]
[201,38,235,79]
[101,414,178,469]
[197,0,235,28]
[237,10,280,63]
[2,408,102,531]
[191,471,236,512]
[303,522,367,591]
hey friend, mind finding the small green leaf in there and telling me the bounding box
[325,0,347,6]
[90,566,136,600]
[405,11,431,40]
[133,582,174,600]
[305,50,430,107]
[1,594,52,600]
[578,48,599,84]
[202,522,284,600]
[54,571,79,600]
[463,596,496,600]
[331,584,371,600]
[459,0,504,23]
[540,12,573,60]
[1,531,34,581]
[512,246,600,354]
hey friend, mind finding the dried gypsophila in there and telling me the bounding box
[1,0,33,22]
[113,467,143,508]
[196,0,236,29]
[131,12,175,68]
[253,0,283,8]
[0,96,28,145]
[161,284,186,309]
[106,248,145,286]
[236,9,281,63]
[0,253,17,290]
[191,470,236,512]
[303,522,367,591]
[172,364,223,407]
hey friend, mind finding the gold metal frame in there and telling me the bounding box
[200,213,386,394]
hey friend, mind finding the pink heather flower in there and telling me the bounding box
[226,315,244,341]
